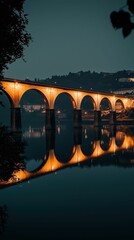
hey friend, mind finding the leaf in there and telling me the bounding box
[122,21,134,37]
[122,25,132,37]
[110,11,122,29]
[127,0,134,14]
[110,10,131,29]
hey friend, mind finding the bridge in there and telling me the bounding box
[1,78,134,130]
[0,126,134,188]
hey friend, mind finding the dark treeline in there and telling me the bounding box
[41,69,134,93]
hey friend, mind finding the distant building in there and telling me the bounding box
[118,78,130,83]
[22,104,46,112]
[113,88,134,95]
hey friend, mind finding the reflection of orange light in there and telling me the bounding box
[97,94,100,99]
[116,131,124,141]
[57,126,60,134]
[77,91,81,97]
[51,165,54,171]
[1,133,134,187]
[51,88,55,93]
[112,96,115,101]
[14,82,20,89]
[57,110,61,114]
[125,99,128,104]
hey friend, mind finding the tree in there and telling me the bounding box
[0,126,26,182]
[110,0,134,37]
[0,81,4,107]
[0,0,32,75]
[0,205,8,235]
[0,88,3,107]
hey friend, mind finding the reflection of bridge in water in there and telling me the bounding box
[1,126,134,188]
[1,79,134,130]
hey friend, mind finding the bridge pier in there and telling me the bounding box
[94,110,101,126]
[45,109,55,130]
[11,107,21,131]
[94,127,101,140]
[74,109,82,128]
[45,129,55,160]
[111,125,116,137]
[46,129,55,149]
[110,111,116,125]
[74,127,82,145]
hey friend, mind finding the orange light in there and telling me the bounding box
[97,94,100,99]
[14,82,20,89]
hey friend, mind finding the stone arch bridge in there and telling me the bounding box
[1,78,134,129]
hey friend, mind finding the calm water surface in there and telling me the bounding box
[1,122,134,240]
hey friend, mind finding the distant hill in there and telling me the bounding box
[39,69,134,93]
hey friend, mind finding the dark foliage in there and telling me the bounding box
[0,126,26,182]
[110,0,134,37]
[0,205,8,235]
[0,81,4,107]
[0,84,3,107]
[127,0,134,13]
[0,0,31,74]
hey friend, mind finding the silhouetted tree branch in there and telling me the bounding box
[110,0,134,37]
[0,205,8,235]
[0,0,32,75]
[0,82,4,107]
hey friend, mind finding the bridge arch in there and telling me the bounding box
[20,89,49,128]
[54,123,75,163]
[20,88,49,108]
[1,89,14,108]
[100,128,112,151]
[0,90,14,127]
[100,97,112,121]
[25,158,45,174]
[80,95,96,121]
[115,99,125,112]
[94,94,115,111]
[54,92,76,108]
[54,92,76,123]
[115,130,125,147]
[55,146,76,164]
[100,97,112,110]
[115,99,125,121]
[81,126,96,156]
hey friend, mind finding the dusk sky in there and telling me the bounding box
[5,0,134,80]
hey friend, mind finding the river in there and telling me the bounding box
[0,120,134,239]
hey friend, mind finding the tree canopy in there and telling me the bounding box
[110,0,134,37]
[0,0,31,75]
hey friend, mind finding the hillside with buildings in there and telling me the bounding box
[39,70,134,95]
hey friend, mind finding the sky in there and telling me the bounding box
[5,0,134,80]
